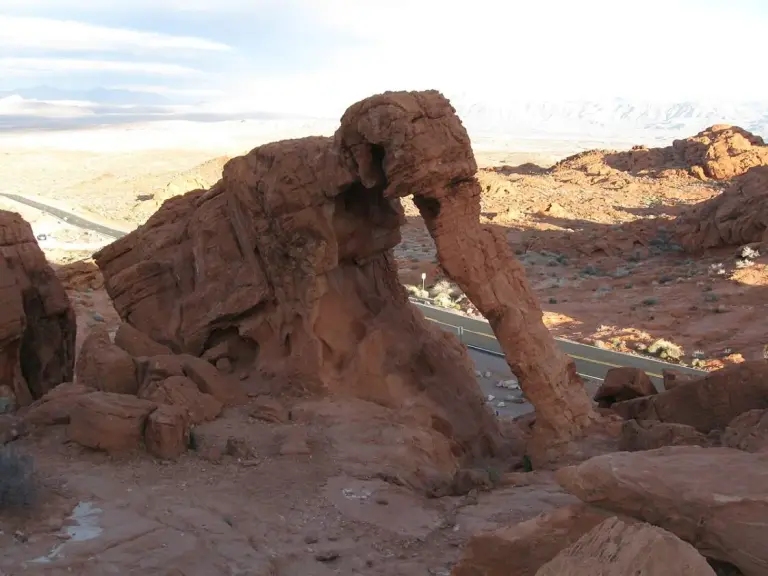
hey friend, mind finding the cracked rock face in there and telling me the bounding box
[95,90,594,457]
[0,210,76,406]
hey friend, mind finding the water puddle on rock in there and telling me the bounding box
[29,501,103,564]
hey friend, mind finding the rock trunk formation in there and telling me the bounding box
[94,90,595,458]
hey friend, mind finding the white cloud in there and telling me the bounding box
[0,15,231,52]
[0,58,200,76]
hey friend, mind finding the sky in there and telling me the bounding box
[0,0,766,117]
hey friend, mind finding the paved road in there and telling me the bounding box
[411,300,706,390]
[0,193,129,240]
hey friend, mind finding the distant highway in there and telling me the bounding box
[0,193,128,240]
[1,192,707,390]
[410,299,707,389]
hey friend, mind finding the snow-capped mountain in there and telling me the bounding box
[2,86,767,146]
[449,96,768,143]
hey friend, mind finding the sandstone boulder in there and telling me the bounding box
[722,409,768,453]
[94,90,594,469]
[451,504,617,576]
[144,404,190,460]
[662,368,696,390]
[535,517,716,576]
[139,375,222,424]
[114,323,173,357]
[0,211,76,405]
[612,361,768,432]
[676,165,768,250]
[178,354,245,406]
[556,446,768,576]
[68,392,156,453]
[618,419,709,452]
[21,382,90,426]
[593,367,657,408]
[75,325,138,395]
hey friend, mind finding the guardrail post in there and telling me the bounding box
[458,325,464,343]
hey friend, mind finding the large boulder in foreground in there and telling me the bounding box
[94,90,595,467]
[451,504,617,576]
[0,211,76,406]
[556,446,768,576]
[612,361,768,433]
[535,517,715,576]
[68,392,156,453]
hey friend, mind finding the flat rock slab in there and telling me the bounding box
[535,517,715,576]
[323,476,441,540]
[556,446,768,576]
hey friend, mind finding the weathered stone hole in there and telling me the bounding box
[412,195,440,220]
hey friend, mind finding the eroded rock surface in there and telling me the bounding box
[535,517,716,576]
[556,125,768,181]
[451,504,617,576]
[94,90,595,463]
[612,361,768,433]
[556,446,768,576]
[676,165,768,250]
[593,367,657,408]
[0,211,76,406]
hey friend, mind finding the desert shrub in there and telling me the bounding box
[647,338,684,361]
[0,446,37,510]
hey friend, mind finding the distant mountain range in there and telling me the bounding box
[449,96,768,143]
[2,87,767,144]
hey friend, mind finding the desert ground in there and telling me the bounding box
[1,93,768,576]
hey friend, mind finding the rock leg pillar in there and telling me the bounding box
[414,182,597,449]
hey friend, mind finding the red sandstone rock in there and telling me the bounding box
[94,90,590,469]
[722,409,768,453]
[68,392,156,453]
[535,517,716,576]
[114,323,173,357]
[21,382,90,426]
[618,419,709,452]
[556,125,768,182]
[144,404,190,460]
[451,504,617,576]
[612,361,768,433]
[0,211,76,406]
[593,367,657,408]
[138,375,222,424]
[75,325,138,395]
[556,446,768,576]
[661,368,696,391]
[676,165,768,250]
[178,354,245,406]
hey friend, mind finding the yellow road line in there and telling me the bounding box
[428,319,665,379]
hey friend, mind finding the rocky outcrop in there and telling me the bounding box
[451,504,617,576]
[75,325,138,395]
[68,392,156,453]
[722,409,768,453]
[676,165,768,250]
[535,517,716,576]
[145,404,190,460]
[556,446,768,576]
[94,90,595,464]
[556,125,768,181]
[612,361,768,433]
[0,211,76,406]
[114,323,173,357]
[618,420,709,452]
[593,367,657,408]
